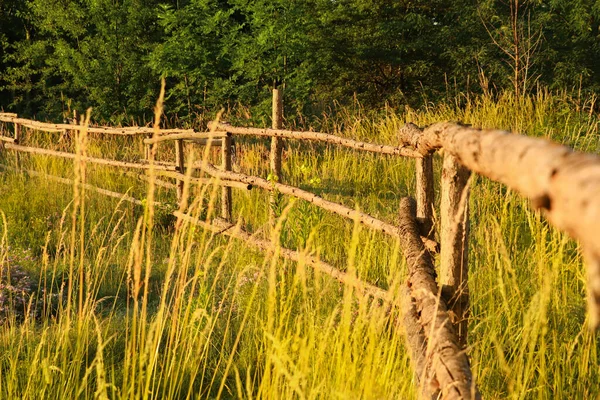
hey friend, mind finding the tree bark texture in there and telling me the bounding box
[398,197,480,400]
[440,153,471,347]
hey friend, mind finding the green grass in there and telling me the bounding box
[0,90,598,399]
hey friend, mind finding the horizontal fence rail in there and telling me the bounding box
[0,164,160,206]
[174,212,389,301]
[209,121,422,157]
[4,142,179,171]
[0,112,194,136]
[193,160,440,252]
[143,132,228,144]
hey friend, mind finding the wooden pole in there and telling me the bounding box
[415,154,435,239]
[439,153,471,347]
[270,88,283,223]
[144,134,151,161]
[175,139,185,204]
[14,122,21,169]
[221,135,233,221]
[13,122,20,144]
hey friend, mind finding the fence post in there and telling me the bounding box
[415,154,435,239]
[144,134,152,161]
[175,139,185,205]
[440,153,471,347]
[269,87,283,224]
[66,110,77,151]
[14,122,21,168]
[221,134,233,221]
[13,122,20,144]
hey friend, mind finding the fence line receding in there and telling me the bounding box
[3,92,600,399]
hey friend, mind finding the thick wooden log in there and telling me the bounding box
[399,285,432,397]
[440,153,471,347]
[399,121,600,330]
[398,197,479,400]
[174,211,388,301]
[221,135,233,221]
[211,122,421,158]
[193,161,439,252]
[4,142,178,172]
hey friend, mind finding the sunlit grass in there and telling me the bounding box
[0,91,598,399]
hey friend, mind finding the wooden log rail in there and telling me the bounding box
[209,122,422,158]
[0,141,253,191]
[192,160,440,252]
[399,121,600,330]
[174,212,389,301]
[3,142,179,172]
[0,113,194,136]
[0,164,160,206]
[143,132,227,144]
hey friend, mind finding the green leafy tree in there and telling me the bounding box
[4,0,162,121]
[148,0,241,121]
[0,0,31,112]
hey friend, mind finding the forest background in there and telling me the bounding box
[1,0,599,125]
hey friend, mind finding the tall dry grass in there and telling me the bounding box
[0,90,597,399]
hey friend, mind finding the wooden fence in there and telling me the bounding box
[2,90,600,399]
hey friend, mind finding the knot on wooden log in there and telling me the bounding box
[397,123,423,150]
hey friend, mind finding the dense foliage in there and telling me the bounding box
[1,0,599,123]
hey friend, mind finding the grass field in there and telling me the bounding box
[0,91,599,399]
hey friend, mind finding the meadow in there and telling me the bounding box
[0,91,599,399]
